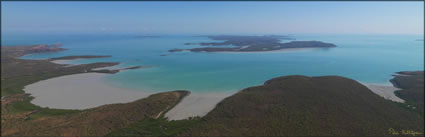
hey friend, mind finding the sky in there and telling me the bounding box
[1,2,424,35]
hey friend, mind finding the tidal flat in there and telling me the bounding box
[23,73,151,109]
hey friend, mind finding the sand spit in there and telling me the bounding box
[165,92,235,120]
[362,83,404,103]
[23,73,151,109]
[91,65,122,71]
[23,71,236,119]
[50,59,84,67]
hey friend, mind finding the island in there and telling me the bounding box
[135,35,161,38]
[1,44,65,58]
[169,35,336,52]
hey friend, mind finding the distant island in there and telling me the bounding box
[169,35,336,52]
[135,35,161,38]
[1,44,65,58]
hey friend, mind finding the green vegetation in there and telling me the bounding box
[106,117,202,137]
[1,45,189,136]
[1,46,118,120]
[8,91,189,136]
[2,45,423,137]
[181,75,424,136]
[391,71,424,117]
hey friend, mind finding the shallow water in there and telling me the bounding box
[4,33,424,94]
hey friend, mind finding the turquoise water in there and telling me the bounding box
[3,34,424,93]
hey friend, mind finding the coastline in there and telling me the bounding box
[26,53,236,118]
[17,50,153,110]
[362,83,404,103]
[22,66,406,118]
[210,47,325,53]
[22,69,236,119]
[50,59,84,66]
[23,59,236,119]
[5,45,413,120]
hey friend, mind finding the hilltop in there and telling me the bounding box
[391,71,424,116]
[181,75,424,136]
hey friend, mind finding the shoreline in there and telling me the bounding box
[165,91,236,120]
[209,47,325,53]
[172,47,327,54]
[13,45,409,118]
[22,63,237,119]
[50,58,85,66]
[361,82,404,103]
[22,68,406,118]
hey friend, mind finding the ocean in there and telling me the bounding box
[3,33,424,94]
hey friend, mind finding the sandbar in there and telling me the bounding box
[50,59,84,66]
[165,91,235,120]
[362,83,404,103]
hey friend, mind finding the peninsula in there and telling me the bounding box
[180,75,424,136]
[169,35,336,52]
[390,71,424,115]
[1,44,187,136]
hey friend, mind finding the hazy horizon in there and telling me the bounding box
[1,2,424,35]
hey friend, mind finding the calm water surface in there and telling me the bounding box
[3,33,424,93]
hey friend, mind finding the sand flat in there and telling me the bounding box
[23,73,151,109]
[23,72,235,120]
[23,72,406,119]
[165,92,235,120]
[51,59,81,64]
[362,83,404,103]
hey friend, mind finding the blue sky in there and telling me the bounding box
[1,2,423,35]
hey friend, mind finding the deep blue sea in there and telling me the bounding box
[2,33,424,93]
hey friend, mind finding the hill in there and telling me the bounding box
[1,45,189,136]
[4,91,188,136]
[391,71,424,116]
[181,75,424,136]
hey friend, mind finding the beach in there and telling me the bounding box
[25,59,236,119]
[22,69,405,118]
[362,83,404,103]
[165,92,235,120]
[23,72,236,120]
[50,59,84,67]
